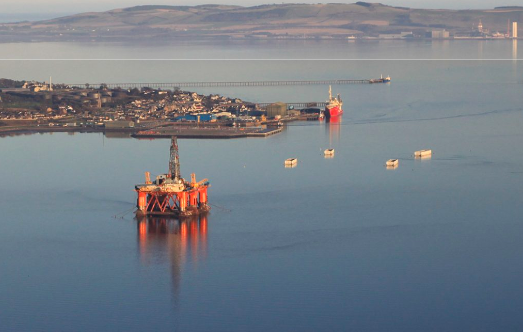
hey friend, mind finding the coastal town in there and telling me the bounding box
[0,78,316,138]
[376,20,518,40]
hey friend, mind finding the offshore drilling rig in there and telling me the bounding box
[135,136,210,217]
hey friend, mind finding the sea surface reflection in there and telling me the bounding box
[325,116,342,146]
[136,215,208,305]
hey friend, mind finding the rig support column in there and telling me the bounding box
[200,187,208,205]
[189,191,198,207]
[137,192,147,211]
[179,192,187,212]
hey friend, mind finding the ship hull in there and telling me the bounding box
[325,105,343,118]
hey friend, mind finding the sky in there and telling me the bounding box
[1,0,520,18]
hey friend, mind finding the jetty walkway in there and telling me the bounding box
[67,79,372,89]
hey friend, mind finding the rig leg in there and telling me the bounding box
[200,187,207,205]
[199,187,211,212]
[189,191,198,208]
[137,192,147,211]
[179,192,187,212]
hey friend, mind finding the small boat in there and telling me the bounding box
[414,149,432,158]
[285,158,298,167]
[386,159,399,167]
[324,148,335,157]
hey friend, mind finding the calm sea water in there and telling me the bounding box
[1,40,523,331]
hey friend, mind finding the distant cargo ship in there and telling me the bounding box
[324,85,343,119]
[369,74,391,83]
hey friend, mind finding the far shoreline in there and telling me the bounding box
[0,36,521,44]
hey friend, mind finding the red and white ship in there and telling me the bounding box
[324,85,343,119]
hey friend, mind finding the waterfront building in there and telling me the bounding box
[378,32,413,39]
[175,114,216,122]
[266,102,287,118]
[104,120,135,128]
[430,30,450,39]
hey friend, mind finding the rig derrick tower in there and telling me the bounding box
[169,136,181,181]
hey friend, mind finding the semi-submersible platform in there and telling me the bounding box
[135,136,210,217]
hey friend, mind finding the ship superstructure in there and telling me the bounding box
[135,136,210,217]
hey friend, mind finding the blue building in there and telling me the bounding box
[175,114,216,122]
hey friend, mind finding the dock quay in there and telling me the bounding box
[132,126,282,139]
[245,127,283,137]
[257,102,327,108]
[67,79,378,89]
[0,125,283,139]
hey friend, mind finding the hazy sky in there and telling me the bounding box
[2,0,520,15]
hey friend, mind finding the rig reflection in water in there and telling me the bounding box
[136,214,208,305]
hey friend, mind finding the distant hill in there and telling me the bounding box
[1,2,522,41]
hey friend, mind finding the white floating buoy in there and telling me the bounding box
[324,148,335,158]
[285,158,298,167]
[386,159,399,168]
[414,149,432,158]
